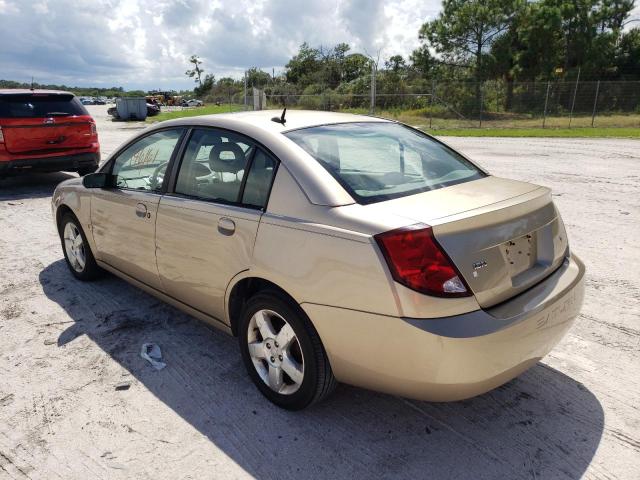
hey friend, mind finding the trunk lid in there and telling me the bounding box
[0,93,95,155]
[372,176,569,308]
[2,116,95,154]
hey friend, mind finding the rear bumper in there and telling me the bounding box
[302,254,585,401]
[0,152,99,174]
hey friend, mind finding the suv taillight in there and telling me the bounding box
[90,122,97,136]
[0,126,4,143]
[375,224,471,297]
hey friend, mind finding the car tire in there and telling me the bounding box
[59,213,103,281]
[238,290,337,410]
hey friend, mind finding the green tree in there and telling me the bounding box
[194,73,215,97]
[419,0,520,110]
[285,43,321,87]
[409,45,436,77]
[246,67,272,88]
[617,28,640,78]
[342,53,371,82]
[385,55,407,74]
[493,0,636,83]
[185,54,204,87]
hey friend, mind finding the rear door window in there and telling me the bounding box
[174,128,278,209]
[0,94,89,118]
[175,129,254,204]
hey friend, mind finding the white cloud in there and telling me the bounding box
[0,0,441,90]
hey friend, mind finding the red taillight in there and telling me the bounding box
[90,122,97,136]
[375,224,471,297]
[0,126,4,143]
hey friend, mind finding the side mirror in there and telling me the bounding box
[82,172,114,188]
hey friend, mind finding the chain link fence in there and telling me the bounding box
[242,80,640,129]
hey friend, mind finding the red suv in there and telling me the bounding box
[0,90,100,176]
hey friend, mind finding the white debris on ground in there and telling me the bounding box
[0,105,638,479]
[140,343,167,371]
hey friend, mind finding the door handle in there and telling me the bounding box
[135,202,148,218]
[217,217,236,236]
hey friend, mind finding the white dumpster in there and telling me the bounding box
[115,97,147,120]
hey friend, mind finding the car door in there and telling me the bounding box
[90,128,184,289]
[155,127,278,322]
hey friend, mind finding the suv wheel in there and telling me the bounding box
[59,213,102,280]
[239,290,337,410]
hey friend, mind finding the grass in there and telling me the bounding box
[146,104,243,123]
[146,103,639,138]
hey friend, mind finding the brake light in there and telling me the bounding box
[0,126,4,143]
[90,122,97,136]
[375,224,471,297]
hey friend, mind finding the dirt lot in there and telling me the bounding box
[1,105,639,479]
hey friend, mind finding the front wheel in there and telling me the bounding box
[239,290,337,410]
[59,213,103,280]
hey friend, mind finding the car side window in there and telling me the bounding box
[175,129,254,204]
[111,129,183,191]
[242,149,277,208]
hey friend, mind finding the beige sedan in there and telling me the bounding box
[51,110,585,410]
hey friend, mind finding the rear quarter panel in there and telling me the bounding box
[242,164,481,319]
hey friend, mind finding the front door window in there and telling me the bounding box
[112,129,183,191]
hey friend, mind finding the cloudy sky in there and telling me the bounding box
[0,0,442,90]
[2,1,638,91]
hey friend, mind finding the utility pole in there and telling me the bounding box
[243,71,248,110]
[370,62,376,115]
[542,81,551,128]
[429,79,436,129]
[569,67,580,128]
[591,80,600,127]
[478,81,483,128]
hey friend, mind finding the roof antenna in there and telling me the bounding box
[271,107,286,125]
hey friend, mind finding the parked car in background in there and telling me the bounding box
[182,99,203,107]
[146,102,160,116]
[51,110,584,410]
[0,89,100,176]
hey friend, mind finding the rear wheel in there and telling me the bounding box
[238,290,337,410]
[59,213,102,280]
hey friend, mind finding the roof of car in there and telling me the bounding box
[0,89,74,96]
[160,109,391,133]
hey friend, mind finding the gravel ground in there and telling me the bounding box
[0,106,638,480]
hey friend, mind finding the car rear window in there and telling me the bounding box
[284,122,486,204]
[0,94,89,118]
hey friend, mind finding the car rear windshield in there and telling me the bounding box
[284,122,486,204]
[0,94,89,118]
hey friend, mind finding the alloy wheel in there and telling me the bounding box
[63,222,86,273]
[247,309,305,395]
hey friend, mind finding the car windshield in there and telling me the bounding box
[0,94,89,118]
[285,122,485,204]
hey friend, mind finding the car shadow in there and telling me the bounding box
[0,171,75,200]
[39,260,604,480]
